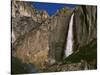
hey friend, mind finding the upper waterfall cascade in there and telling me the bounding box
[65,13,74,57]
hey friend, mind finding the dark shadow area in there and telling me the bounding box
[11,56,39,74]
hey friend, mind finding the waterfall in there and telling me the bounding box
[65,13,74,57]
[12,30,16,43]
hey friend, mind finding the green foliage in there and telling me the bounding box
[59,7,70,14]
[64,39,97,63]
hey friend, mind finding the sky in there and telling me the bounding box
[32,2,76,16]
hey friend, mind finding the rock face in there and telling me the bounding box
[14,24,49,69]
[11,0,97,73]
[11,0,48,22]
[73,5,97,51]
[12,16,40,43]
[11,0,49,44]
[46,5,97,71]
[11,0,49,70]
[48,8,72,64]
[48,5,97,65]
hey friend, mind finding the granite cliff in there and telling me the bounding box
[11,0,97,74]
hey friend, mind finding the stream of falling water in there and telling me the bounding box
[65,13,74,57]
[12,30,16,44]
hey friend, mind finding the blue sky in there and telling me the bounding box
[32,2,76,16]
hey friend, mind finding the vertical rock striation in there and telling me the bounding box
[48,8,73,64]
[73,5,97,51]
